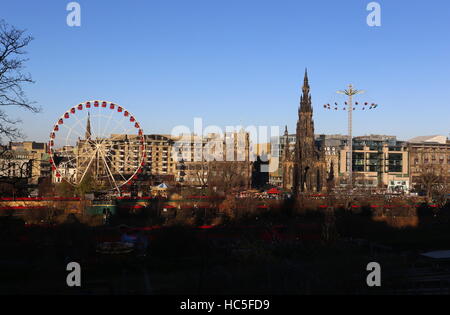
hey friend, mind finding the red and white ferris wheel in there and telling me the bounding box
[48,101,146,194]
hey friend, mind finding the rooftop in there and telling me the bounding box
[408,135,448,144]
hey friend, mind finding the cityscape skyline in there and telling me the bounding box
[1,1,450,297]
[1,0,449,143]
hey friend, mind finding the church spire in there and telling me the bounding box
[303,68,309,90]
[85,112,92,140]
[300,68,312,113]
[284,126,290,161]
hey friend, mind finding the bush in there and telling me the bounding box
[23,207,64,225]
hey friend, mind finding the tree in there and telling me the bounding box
[0,19,39,141]
[56,180,75,198]
[434,181,449,208]
[325,161,336,192]
[76,170,95,197]
[219,194,238,220]
[208,161,249,193]
[0,145,34,196]
[38,176,54,197]
[194,162,208,189]
[416,165,446,204]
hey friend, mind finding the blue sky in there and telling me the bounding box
[2,0,450,142]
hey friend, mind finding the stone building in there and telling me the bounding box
[3,141,51,185]
[74,133,176,186]
[338,135,410,191]
[62,115,252,190]
[408,135,450,191]
[173,131,252,189]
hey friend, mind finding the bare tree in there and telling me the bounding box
[0,146,34,195]
[195,162,208,189]
[0,19,39,141]
[208,161,249,193]
[434,181,449,208]
[416,165,446,204]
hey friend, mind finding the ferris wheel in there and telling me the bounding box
[48,101,146,194]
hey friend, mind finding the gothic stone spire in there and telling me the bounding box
[284,126,290,161]
[295,69,323,193]
[300,68,312,113]
[85,112,92,140]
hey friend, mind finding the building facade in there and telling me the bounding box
[280,133,412,192]
[408,136,450,192]
[174,131,252,189]
[1,142,51,185]
[53,118,253,191]
[337,135,410,191]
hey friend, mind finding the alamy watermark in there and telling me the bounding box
[366,262,381,287]
[170,118,282,173]
[367,2,381,27]
[65,2,381,28]
[66,2,81,27]
[66,262,81,287]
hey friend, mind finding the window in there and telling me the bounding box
[389,153,403,172]
[368,165,380,172]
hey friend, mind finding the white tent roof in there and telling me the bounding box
[409,135,447,144]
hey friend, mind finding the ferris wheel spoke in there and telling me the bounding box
[65,116,94,144]
[99,155,115,190]
[99,149,120,193]
[99,135,115,147]
[73,115,95,145]
[106,117,126,136]
[108,126,139,142]
[102,151,128,182]
[102,126,124,144]
[100,109,116,140]
[104,159,127,183]
[121,123,139,138]
[110,114,133,134]
[62,124,85,142]
[97,104,101,140]
[76,153,95,171]
[97,121,127,146]
[56,155,78,170]
[62,149,93,179]
[70,111,87,133]
[78,149,98,184]
[102,147,118,162]
[55,151,79,165]
[63,126,97,151]
[77,146,96,165]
